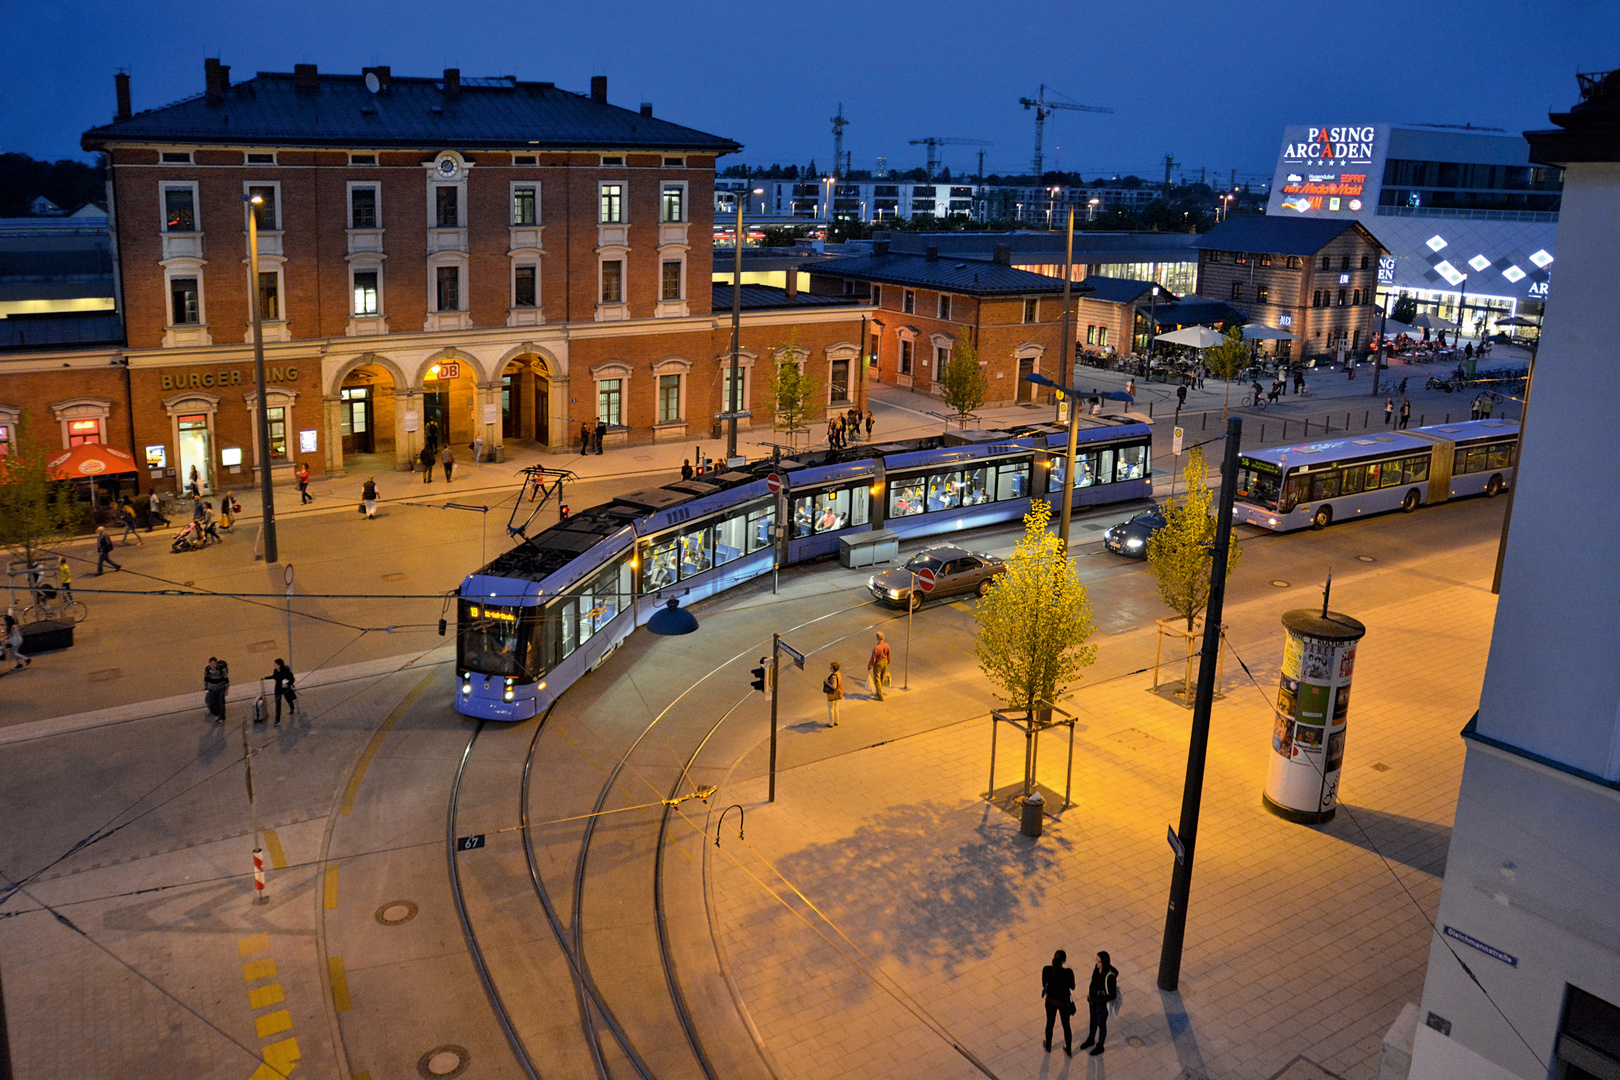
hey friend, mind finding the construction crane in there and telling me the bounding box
[908,137,992,180]
[831,104,849,179]
[1019,84,1112,179]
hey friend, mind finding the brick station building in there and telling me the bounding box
[35,60,868,494]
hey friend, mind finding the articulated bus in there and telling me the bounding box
[456,417,1153,720]
[1233,419,1519,532]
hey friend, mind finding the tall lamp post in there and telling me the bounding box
[1057,207,1076,423]
[726,181,763,462]
[1023,372,1080,552]
[245,193,278,563]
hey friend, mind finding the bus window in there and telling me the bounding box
[1453,449,1467,474]
[746,503,775,553]
[1488,444,1511,470]
[1341,465,1365,495]
[961,465,991,505]
[1404,455,1429,483]
[889,478,926,517]
[1282,475,1308,512]
[680,524,713,578]
[927,470,962,512]
[1365,462,1382,489]
[715,510,746,565]
[1466,448,1487,473]
[642,537,678,591]
[792,495,815,538]
[814,487,851,531]
[850,485,870,526]
[1380,461,1404,488]
[1117,444,1147,481]
[1309,472,1340,501]
[995,461,1030,501]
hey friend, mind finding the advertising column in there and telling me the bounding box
[1264,608,1366,824]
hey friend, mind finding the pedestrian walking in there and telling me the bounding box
[204,656,230,723]
[425,419,440,456]
[1469,394,1481,421]
[265,658,297,725]
[361,477,378,519]
[94,526,122,575]
[3,610,29,671]
[1041,949,1076,1056]
[594,419,608,455]
[865,411,874,440]
[1293,368,1305,394]
[117,498,143,546]
[1399,398,1412,430]
[1397,376,1409,396]
[581,421,594,456]
[57,557,73,604]
[440,445,455,483]
[297,461,313,504]
[1385,397,1395,425]
[1176,384,1187,409]
[867,632,891,700]
[147,490,169,531]
[1078,951,1118,1056]
[1125,378,1136,399]
[1481,395,1493,419]
[822,661,843,726]
[472,432,485,468]
[187,465,201,498]
[681,459,694,481]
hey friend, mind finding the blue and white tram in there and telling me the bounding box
[455,417,1153,719]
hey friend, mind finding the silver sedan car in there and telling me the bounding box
[868,545,1006,610]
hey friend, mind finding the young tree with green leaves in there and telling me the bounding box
[1146,446,1241,631]
[974,499,1096,715]
[0,410,86,572]
[939,336,988,429]
[1392,292,1418,325]
[767,335,816,449]
[1202,326,1251,417]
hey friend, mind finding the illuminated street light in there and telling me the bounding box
[726,182,766,460]
[244,192,277,563]
[1087,197,1100,222]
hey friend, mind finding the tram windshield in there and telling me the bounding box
[459,600,540,678]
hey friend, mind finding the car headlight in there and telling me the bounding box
[887,588,903,599]
[1125,537,1144,548]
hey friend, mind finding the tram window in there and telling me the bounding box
[814,488,851,532]
[1281,475,1308,512]
[1309,472,1340,501]
[1097,449,1115,484]
[561,601,579,661]
[592,561,629,626]
[1404,455,1429,483]
[995,462,1030,501]
[961,466,991,506]
[889,478,926,517]
[746,504,775,553]
[792,495,815,538]
[1488,443,1511,470]
[680,524,713,578]
[714,510,747,565]
[1341,465,1364,495]
[642,538,678,592]
[927,469,962,512]
[1050,454,1066,488]
[850,486,870,526]
[1117,444,1147,481]
[461,601,536,677]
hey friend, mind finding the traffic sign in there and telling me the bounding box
[1172,426,1184,456]
[1167,825,1185,865]
[777,639,806,669]
[284,563,294,597]
[915,567,937,594]
[714,410,753,420]
[766,472,784,494]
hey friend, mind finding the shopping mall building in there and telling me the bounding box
[1265,123,1560,339]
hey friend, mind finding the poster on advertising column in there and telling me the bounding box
[1264,608,1365,824]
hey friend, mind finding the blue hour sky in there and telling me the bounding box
[5,0,1616,182]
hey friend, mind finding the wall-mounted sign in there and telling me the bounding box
[1378,256,1397,285]
[403,410,420,432]
[159,366,300,391]
[1268,125,1390,218]
[221,447,243,467]
[145,444,167,468]
[1281,126,1378,166]
[427,361,460,381]
[299,430,318,453]
[481,404,498,425]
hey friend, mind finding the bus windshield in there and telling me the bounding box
[459,600,539,678]
[1236,459,1282,511]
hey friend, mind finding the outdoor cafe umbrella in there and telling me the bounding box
[1156,325,1227,349]
[1240,323,1295,342]
[46,444,138,512]
[1411,312,1457,331]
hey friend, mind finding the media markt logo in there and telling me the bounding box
[1283,126,1377,166]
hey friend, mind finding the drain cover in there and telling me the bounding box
[1370,762,1391,772]
[1127,1036,1145,1048]
[1357,555,1376,563]
[375,900,419,926]
[418,1045,469,1078]
[1271,579,1289,588]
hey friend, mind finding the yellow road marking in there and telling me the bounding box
[263,829,287,869]
[254,1009,293,1038]
[242,958,277,982]
[340,672,435,814]
[328,956,351,1013]
[248,983,285,1010]
[237,933,270,957]
[250,1036,301,1080]
[322,866,339,910]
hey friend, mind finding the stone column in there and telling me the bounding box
[396,388,422,472]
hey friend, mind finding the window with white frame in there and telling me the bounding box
[256,270,281,320]
[170,275,201,325]
[352,269,380,315]
[247,184,278,230]
[163,184,198,232]
[722,367,747,413]
[661,260,682,302]
[601,260,623,303]
[247,152,275,165]
[1023,298,1039,323]
[899,337,914,375]
[435,185,460,228]
[663,156,686,168]
[512,185,538,225]
[903,289,915,314]
[661,182,686,223]
[67,418,103,446]
[935,345,949,370]
[350,185,379,229]
[436,265,461,311]
[514,264,538,308]
[600,183,624,224]
[937,293,950,320]
[658,373,682,423]
[597,379,622,425]
[266,406,287,459]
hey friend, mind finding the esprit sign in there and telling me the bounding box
[160,366,300,391]
[1282,126,1377,166]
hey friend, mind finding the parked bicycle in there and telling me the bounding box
[23,591,87,625]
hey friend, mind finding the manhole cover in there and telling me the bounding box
[376,900,419,926]
[1127,1036,1145,1048]
[1370,762,1391,772]
[1271,579,1289,588]
[1357,555,1376,563]
[418,1045,469,1078]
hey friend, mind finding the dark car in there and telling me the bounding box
[1103,506,1166,559]
[868,545,1006,610]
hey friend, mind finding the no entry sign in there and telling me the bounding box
[915,567,937,593]
[766,473,784,494]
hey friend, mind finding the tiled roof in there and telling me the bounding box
[82,71,740,153]
[1194,216,1386,256]
[809,252,1072,296]
[1074,275,1159,304]
[711,284,861,311]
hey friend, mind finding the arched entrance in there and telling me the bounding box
[338,362,398,477]
[500,353,552,448]
[416,353,479,459]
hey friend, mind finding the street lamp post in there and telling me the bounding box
[1147,284,1162,372]
[245,194,278,564]
[1058,207,1075,423]
[1087,197,1099,222]
[1023,372,1081,552]
[726,181,764,462]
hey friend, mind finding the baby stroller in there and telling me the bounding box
[170,521,213,553]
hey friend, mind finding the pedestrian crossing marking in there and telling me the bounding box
[237,933,270,957]
[263,829,287,870]
[254,1009,293,1038]
[242,958,277,982]
[247,983,284,1010]
[323,866,339,910]
[249,1037,300,1080]
[328,956,352,1013]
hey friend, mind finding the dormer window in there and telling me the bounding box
[601,155,624,167]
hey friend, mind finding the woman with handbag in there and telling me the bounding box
[822,661,843,726]
[1080,950,1119,1055]
[1041,949,1076,1055]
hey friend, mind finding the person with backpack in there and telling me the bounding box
[1041,949,1076,1055]
[265,658,296,725]
[419,444,435,484]
[1079,951,1119,1055]
[94,526,121,575]
[204,656,230,723]
[117,497,143,546]
[361,477,378,519]
[823,661,843,726]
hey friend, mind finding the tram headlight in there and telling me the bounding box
[503,677,515,703]
[460,675,471,696]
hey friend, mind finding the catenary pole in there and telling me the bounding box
[768,632,780,803]
[246,195,278,563]
[1157,415,1242,991]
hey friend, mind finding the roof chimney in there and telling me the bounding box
[639,102,652,118]
[992,244,1012,265]
[872,240,891,257]
[925,245,939,261]
[444,68,460,97]
[114,72,131,121]
[784,268,799,300]
[294,63,319,93]
[590,75,607,103]
[204,58,230,104]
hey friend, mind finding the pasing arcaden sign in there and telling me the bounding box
[1268,124,1390,218]
[1281,126,1379,166]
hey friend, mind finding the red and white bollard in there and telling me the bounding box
[253,847,267,904]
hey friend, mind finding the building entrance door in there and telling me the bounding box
[502,374,517,438]
[340,387,373,454]
[1017,358,1036,402]
[177,414,212,493]
[423,390,448,451]
[830,359,850,403]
